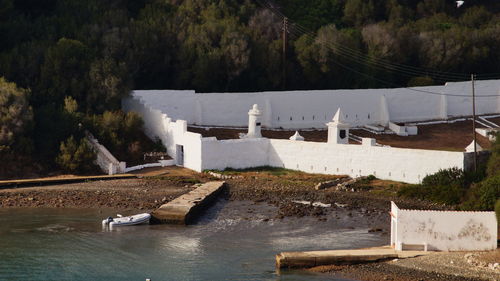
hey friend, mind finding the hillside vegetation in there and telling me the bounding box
[1,0,500,177]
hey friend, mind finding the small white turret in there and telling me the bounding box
[327,108,350,144]
[465,140,483,152]
[289,131,304,141]
[247,104,262,138]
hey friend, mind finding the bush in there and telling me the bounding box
[56,136,97,174]
[486,132,500,177]
[422,167,465,187]
[477,175,500,210]
[398,168,468,205]
[0,77,33,151]
[398,183,464,205]
[461,175,500,211]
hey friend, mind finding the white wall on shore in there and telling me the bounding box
[391,202,498,251]
[267,139,465,183]
[122,96,204,172]
[131,79,500,129]
[86,134,125,175]
[201,138,270,171]
[123,95,469,183]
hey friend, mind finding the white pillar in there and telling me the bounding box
[327,108,350,144]
[380,95,390,127]
[247,104,262,138]
[264,99,272,127]
[194,99,202,125]
[439,93,448,120]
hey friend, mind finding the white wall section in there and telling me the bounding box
[391,202,498,251]
[122,80,500,183]
[131,79,500,129]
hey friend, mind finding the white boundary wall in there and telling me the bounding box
[86,134,125,175]
[123,96,472,184]
[390,202,497,251]
[267,139,465,183]
[130,79,500,129]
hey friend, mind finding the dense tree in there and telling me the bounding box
[343,0,375,27]
[38,38,92,108]
[56,135,97,173]
[1,0,500,175]
[0,77,32,151]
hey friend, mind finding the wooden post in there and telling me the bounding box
[282,17,288,90]
[471,74,477,172]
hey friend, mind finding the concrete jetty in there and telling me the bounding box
[276,247,429,269]
[151,181,225,224]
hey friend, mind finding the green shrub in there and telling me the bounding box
[397,183,464,205]
[461,175,500,211]
[398,168,468,205]
[397,184,425,199]
[477,175,500,210]
[486,132,500,177]
[422,167,465,187]
[56,136,97,174]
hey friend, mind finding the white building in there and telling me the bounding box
[390,202,497,251]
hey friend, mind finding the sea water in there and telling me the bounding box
[0,200,387,281]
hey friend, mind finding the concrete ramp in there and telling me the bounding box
[276,247,429,268]
[151,181,225,224]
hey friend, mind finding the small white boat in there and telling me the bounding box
[102,213,151,228]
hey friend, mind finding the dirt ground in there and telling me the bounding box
[353,120,493,151]
[311,250,500,281]
[0,166,448,223]
[0,167,211,211]
[188,116,499,151]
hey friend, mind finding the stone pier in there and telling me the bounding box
[151,181,225,224]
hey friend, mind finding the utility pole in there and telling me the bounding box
[282,17,288,90]
[471,74,477,172]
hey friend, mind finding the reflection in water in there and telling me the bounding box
[0,201,386,281]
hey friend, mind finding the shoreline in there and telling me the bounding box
[0,167,497,281]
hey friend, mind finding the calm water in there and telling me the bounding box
[0,200,387,281]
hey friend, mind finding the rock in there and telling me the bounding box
[490,263,499,270]
[314,179,341,190]
[335,176,368,191]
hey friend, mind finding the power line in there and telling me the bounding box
[254,0,500,98]
[255,0,500,82]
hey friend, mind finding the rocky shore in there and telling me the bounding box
[0,166,497,281]
[310,250,500,281]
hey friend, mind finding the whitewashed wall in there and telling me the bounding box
[391,202,497,251]
[201,138,270,171]
[86,134,125,175]
[122,96,204,172]
[131,79,500,129]
[267,139,465,183]
[123,96,470,183]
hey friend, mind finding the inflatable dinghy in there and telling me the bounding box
[102,213,151,228]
